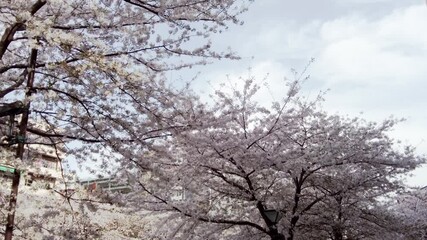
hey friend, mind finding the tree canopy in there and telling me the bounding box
[122,78,424,240]
[0,0,252,172]
[0,1,425,240]
[0,0,252,239]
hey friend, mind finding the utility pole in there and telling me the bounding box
[4,48,38,240]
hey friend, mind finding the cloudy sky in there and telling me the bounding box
[178,0,426,186]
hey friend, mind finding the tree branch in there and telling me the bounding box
[137,181,267,233]
[0,0,46,60]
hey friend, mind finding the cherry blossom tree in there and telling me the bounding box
[293,164,406,240]
[0,0,252,168]
[393,186,427,239]
[1,1,425,239]
[0,0,253,238]
[122,77,424,240]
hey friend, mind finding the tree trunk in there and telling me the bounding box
[332,225,344,240]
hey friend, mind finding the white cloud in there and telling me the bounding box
[313,5,427,85]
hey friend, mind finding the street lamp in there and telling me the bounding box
[263,209,283,225]
[262,209,285,240]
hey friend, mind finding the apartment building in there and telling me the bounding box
[78,177,132,194]
[0,117,65,189]
[24,144,64,188]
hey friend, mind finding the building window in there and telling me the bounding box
[25,178,33,186]
[171,186,185,201]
